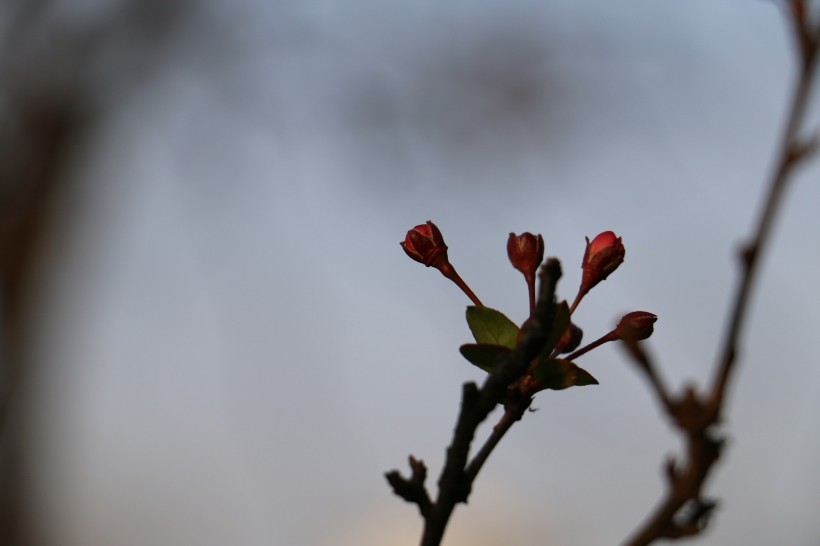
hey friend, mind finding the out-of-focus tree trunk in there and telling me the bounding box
[1,2,188,541]
[0,105,77,546]
[0,32,83,546]
[1,3,93,543]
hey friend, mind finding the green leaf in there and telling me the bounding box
[459,343,512,373]
[465,306,520,349]
[532,358,599,390]
[541,300,571,357]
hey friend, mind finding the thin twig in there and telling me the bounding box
[619,339,673,414]
[709,17,819,415]
[384,456,432,517]
[464,397,532,484]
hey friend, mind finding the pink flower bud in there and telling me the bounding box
[401,221,449,267]
[582,231,625,283]
[615,311,658,341]
[570,231,626,314]
[507,232,544,278]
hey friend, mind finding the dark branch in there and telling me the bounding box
[387,259,562,546]
[619,339,673,414]
[620,389,725,546]
[385,456,432,517]
[464,396,531,484]
[420,259,561,546]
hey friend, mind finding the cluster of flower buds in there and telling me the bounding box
[400,221,656,393]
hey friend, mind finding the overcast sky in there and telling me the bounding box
[10,1,820,545]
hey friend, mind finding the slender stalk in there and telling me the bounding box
[464,398,532,484]
[709,35,819,413]
[565,331,617,361]
[438,262,484,307]
[568,293,582,315]
[526,272,536,317]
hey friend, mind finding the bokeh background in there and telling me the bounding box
[2,1,820,545]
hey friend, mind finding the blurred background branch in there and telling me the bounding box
[1,2,87,542]
[622,4,820,543]
[1,1,187,543]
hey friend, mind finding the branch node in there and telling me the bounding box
[663,456,678,484]
[385,455,433,517]
[668,498,719,538]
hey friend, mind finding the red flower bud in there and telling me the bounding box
[615,311,657,341]
[571,231,625,313]
[582,231,625,282]
[401,221,449,267]
[507,232,544,315]
[507,232,544,277]
[400,221,484,306]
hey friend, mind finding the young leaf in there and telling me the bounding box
[541,300,570,357]
[465,306,520,349]
[532,358,599,390]
[459,343,512,373]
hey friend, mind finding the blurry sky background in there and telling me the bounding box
[2,0,820,545]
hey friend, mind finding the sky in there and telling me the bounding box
[7,1,820,545]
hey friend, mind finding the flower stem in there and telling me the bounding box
[566,330,618,361]
[525,272,536,317]
[438,262,483,307]
[569,291,584,315]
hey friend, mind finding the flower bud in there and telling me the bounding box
[570,231,625,314]
[400,221,484,306]
[507,232,544,277]
[401,221,448,267]
[615,311,658,341]
[554,322,583,354]
[582,231,625,284]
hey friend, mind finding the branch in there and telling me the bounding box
[619,381,724,546]
[619,340,673,416]
[386,258,562,546]
[464,396,531,484]
[620,7,820,545]
[385,456,432,517]
[709,10,819,415]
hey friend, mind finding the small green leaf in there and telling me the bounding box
[532,358,599,390]
[541,300,570,357]
[465,306,520,349]
[459,343,512,373]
